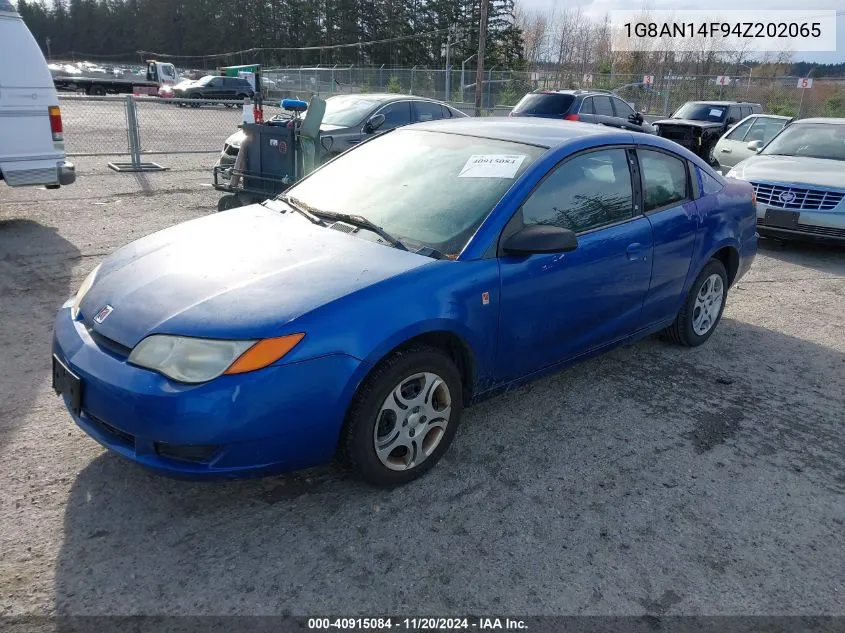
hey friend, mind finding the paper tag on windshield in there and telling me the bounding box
[459,154,526,179]
[709,108,723,117]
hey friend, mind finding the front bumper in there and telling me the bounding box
[52,303,368,478]
[756,207,845,244]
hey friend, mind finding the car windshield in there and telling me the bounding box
[283,130,545,255]
[195,75,216,86]
[321,96,385,126]
[672,103,726,122]
[762,123,845,161]
[511,93,575,116]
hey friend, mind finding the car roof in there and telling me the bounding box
[406,117,637,149]
[535,89,615,96]
[327,93,450,105]
[790,117,845,125]
[686,101,761,106]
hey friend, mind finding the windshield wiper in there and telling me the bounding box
[277,194,326,226]
[313,210,408,252]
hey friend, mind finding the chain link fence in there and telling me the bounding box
[262,67,844,118]
[57,71,844,171]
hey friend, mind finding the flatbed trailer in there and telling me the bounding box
[53,60,177,96]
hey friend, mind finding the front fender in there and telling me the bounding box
[280,259,502,391]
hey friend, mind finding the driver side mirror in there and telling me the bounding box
[320,135,334,152]
[746,139,763,153]
[628,112,644,125]
[364,113,385,134]
[503,224,578,255]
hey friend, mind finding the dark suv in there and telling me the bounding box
[174,75,255,106]
[653,101,763,165]
[509,90,655,134]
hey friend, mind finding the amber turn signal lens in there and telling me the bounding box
[225,333,305,374]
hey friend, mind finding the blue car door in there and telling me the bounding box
[496,147,655,381]
[635,147,699,327]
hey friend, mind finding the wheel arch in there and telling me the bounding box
[711,244,740,287]
[359,326,478,406]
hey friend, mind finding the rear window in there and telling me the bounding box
[512,93,575,117]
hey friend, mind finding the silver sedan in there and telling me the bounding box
[714,114,792,175]
[726,118,845,244]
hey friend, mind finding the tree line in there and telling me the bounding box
[17,0,525,70]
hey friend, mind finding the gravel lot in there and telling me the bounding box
[1,156,844,618]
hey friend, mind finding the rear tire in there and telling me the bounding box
[87,85,106,96]
[340,344,463,487]
[664,259,728,347]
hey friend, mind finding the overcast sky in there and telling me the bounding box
[518,0,844,64]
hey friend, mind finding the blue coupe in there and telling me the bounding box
[52,118,757,486]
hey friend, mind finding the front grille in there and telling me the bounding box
[154,442,220,464]
[751,182,844,211]
[795,223,845,238]
[85,324,131,358]
[757,218,845,239]
[658,125,693,141]
[86,413,135,447]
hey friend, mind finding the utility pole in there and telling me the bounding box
[474,0,489,117]
[445,27,452,102]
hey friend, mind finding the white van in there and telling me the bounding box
[0,0,74,188]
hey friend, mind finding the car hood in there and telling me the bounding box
[729,154,845,189]
[80,205,430,348]
[654,119,723,129]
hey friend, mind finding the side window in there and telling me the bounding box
[441,105,453,118]
[612,98,635,118]
[746,117,786,144]
[378,102,412,127]
[727,105,742,123]
[699,167,724,195]
[521,149,634,233]
[740,106,751,119]
[414,101,444,122]
[639,149,688,212]
[726,117,754,140]
[580,97,594,114]
[593,96,614,116]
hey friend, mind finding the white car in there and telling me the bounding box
[0,0,74,188]
[726,118,845,244]
[713,114,792,175]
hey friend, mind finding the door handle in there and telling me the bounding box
[720,147,732,153]
[626,243,645,262]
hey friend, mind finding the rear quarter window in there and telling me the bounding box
[698,166,724,195]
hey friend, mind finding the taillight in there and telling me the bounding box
[564,114,579,121]
[48,106,63,142]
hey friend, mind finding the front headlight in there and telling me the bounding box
[71,264,100,320]
[128,333,304,383]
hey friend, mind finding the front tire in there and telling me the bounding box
[664,259,728,346]
[341,344,463,487]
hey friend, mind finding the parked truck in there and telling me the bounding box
[53,60,178,96]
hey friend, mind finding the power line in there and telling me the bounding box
[137,29,452,60]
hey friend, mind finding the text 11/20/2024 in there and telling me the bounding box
[307,617,529,630]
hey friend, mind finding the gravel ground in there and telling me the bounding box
[1,157,844,618]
